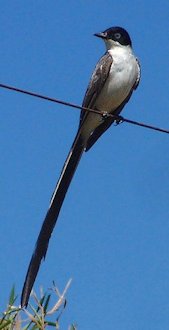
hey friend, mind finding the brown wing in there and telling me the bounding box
[79,52,113,126]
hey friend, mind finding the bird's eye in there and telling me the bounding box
[114,33,121,40]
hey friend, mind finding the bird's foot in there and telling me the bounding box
[114,115,124,126]
[102,111,109,120]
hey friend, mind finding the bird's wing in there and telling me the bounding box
[80,52,113,125]
[133,58,141,90]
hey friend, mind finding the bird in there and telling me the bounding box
[21,26,140,307]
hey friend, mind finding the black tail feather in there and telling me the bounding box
[21,132,84,307]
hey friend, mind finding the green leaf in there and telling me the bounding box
[8,286,15,306]
[43,294,51,314]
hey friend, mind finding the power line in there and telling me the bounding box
[0,83,169,135]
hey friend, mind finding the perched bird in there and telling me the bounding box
[21,26,140,307]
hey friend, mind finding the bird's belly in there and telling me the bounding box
[96,61,136,112]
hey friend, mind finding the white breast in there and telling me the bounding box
[95,45,139,111]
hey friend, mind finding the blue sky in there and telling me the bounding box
[0,1,169,329]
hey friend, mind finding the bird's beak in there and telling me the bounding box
[94,32,107,39]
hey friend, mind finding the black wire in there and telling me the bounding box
[0,83,169,135]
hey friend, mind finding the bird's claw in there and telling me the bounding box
[114,115,124,126]
[102,111,109,119]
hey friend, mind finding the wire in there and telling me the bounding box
[0,83,169,135]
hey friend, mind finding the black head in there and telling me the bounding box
[94,26,132,47]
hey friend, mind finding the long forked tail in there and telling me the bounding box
[21,131,84,307]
